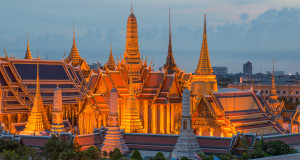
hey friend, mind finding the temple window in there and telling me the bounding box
[290,98,293,102]
[283,91,286,94]
[265,91,268,94]
[296,91,299,94]
[296,98,299,102]
[277,91,280,94]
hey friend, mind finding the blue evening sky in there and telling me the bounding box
[0,0,300,74]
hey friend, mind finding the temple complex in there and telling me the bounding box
[0,7,296,139]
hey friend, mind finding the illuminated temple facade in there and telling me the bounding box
[0,8,289,137]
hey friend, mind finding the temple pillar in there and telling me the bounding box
[152,105,157,134]
[137,100,140,117]
[71,106,75,126]
[17,114,22,123]
[198,128,202,136]
[143,100,149,133]
[103,113,107,127]
[171,104,175,133]
[209,128,214,136]
[167,104,171,134]
[160,105,165,134]
[7,114,12,131]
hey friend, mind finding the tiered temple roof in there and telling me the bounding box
[0,58,87,113]
[193,90,286,135]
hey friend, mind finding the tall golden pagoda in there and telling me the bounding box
[164,9,177,74]
[190,14,217,96]
[123,6,143,81]
[66,23,82,66]
[195,15,213,76]
[105,44,116,70]
[120,74,143,133]
[24,33,32,59]
[21,57,51,135]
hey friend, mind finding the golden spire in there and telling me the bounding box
[25,32,32,59]
[195,14,213,75]
[67,22,82,66]
[21,52,51,135]
[106,43,116,70]
[124,5,140,64]
[164,8,177,74]
[269,59,278,100]
[36,50,40,96]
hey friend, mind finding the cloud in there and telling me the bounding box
[239,13,249,21]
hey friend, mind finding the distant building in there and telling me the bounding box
[212,66,228,78]
[243,61,252,77]
[274,71,284,76]
[89,62,102,70]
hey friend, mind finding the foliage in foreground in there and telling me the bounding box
[0,139,41,160]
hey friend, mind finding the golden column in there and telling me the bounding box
[171,104,175,133]
[167,104,171,134]
[160,105,165,134]
[152,105,157,134]
[143,100,149,133]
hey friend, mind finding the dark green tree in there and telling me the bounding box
[130,149,143,160]
[83,146,101,160]
[42,135,82,160]
[109,148,122,160]
[264,140,296,156]
[0,139,21,152]
[153,152,166,160]
[0,149,21,160]
[180,156,189,160]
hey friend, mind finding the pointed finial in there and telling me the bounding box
[169,8,172,45]
[204,14,207,35]
[36,49,40,96]
[273,58,274,76]
[110,42,112,54]
[73,21,76,47]
[27,32,29,49]
[131,4,133,14]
